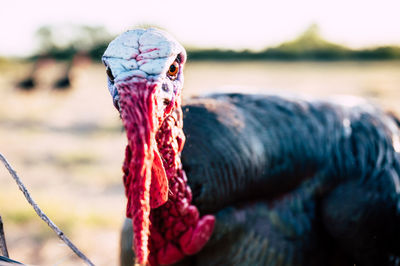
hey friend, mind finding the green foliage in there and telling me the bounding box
[33,24,114,61]
[276,24,345,52]
[266,24,349,60]
[351,46,400,60]
[187,24,400,61]
[28,24,400,61]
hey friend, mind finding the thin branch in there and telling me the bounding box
[0,153,95,266]
[0,216,9,258]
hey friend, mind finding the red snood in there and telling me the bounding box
[118,81,215,265]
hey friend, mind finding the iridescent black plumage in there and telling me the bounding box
[121,93,400,266]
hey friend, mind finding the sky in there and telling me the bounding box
[1,0,400,56]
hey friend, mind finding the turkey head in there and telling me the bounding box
[102,29,215,265]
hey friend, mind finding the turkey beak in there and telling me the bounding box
[118,81,169,265]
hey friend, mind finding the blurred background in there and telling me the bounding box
[1,0,400,265]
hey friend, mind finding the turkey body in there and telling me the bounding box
[121,93,400,266]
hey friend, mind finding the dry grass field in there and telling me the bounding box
[0,60,399,265]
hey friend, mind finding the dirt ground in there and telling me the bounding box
[0,60,399,265]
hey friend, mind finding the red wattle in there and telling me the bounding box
[119,80,215,265]
[147,113,216,265]
[157,243,185,265]
[119,82,167,265]
[150,149,169,208]
[179,215,216,255]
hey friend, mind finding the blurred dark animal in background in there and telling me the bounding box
[52,52,90,90]
[15,57,44,91]
[15,53,90,91]
[52,62,71,90]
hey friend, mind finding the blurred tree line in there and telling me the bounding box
[188,25,400,61]
[31,24,400,61]
[33,24,113,61]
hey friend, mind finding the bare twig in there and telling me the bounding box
[0,216,9,257]
[0,153,95,266]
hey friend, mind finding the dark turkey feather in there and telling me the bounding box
[121,93,400,265]
[120,94,400,265]
[183,94,398,211]
[177,94,400,265]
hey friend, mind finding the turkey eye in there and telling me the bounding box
[106,67,115,82]
[167,61,179,79]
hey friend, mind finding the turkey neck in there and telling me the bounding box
[119,81,215,265]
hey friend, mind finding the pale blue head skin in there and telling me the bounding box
[102,28,187,110]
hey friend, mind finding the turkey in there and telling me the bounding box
[15,57,44,91]
[53,52,90,90]
[102,28,400,266]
